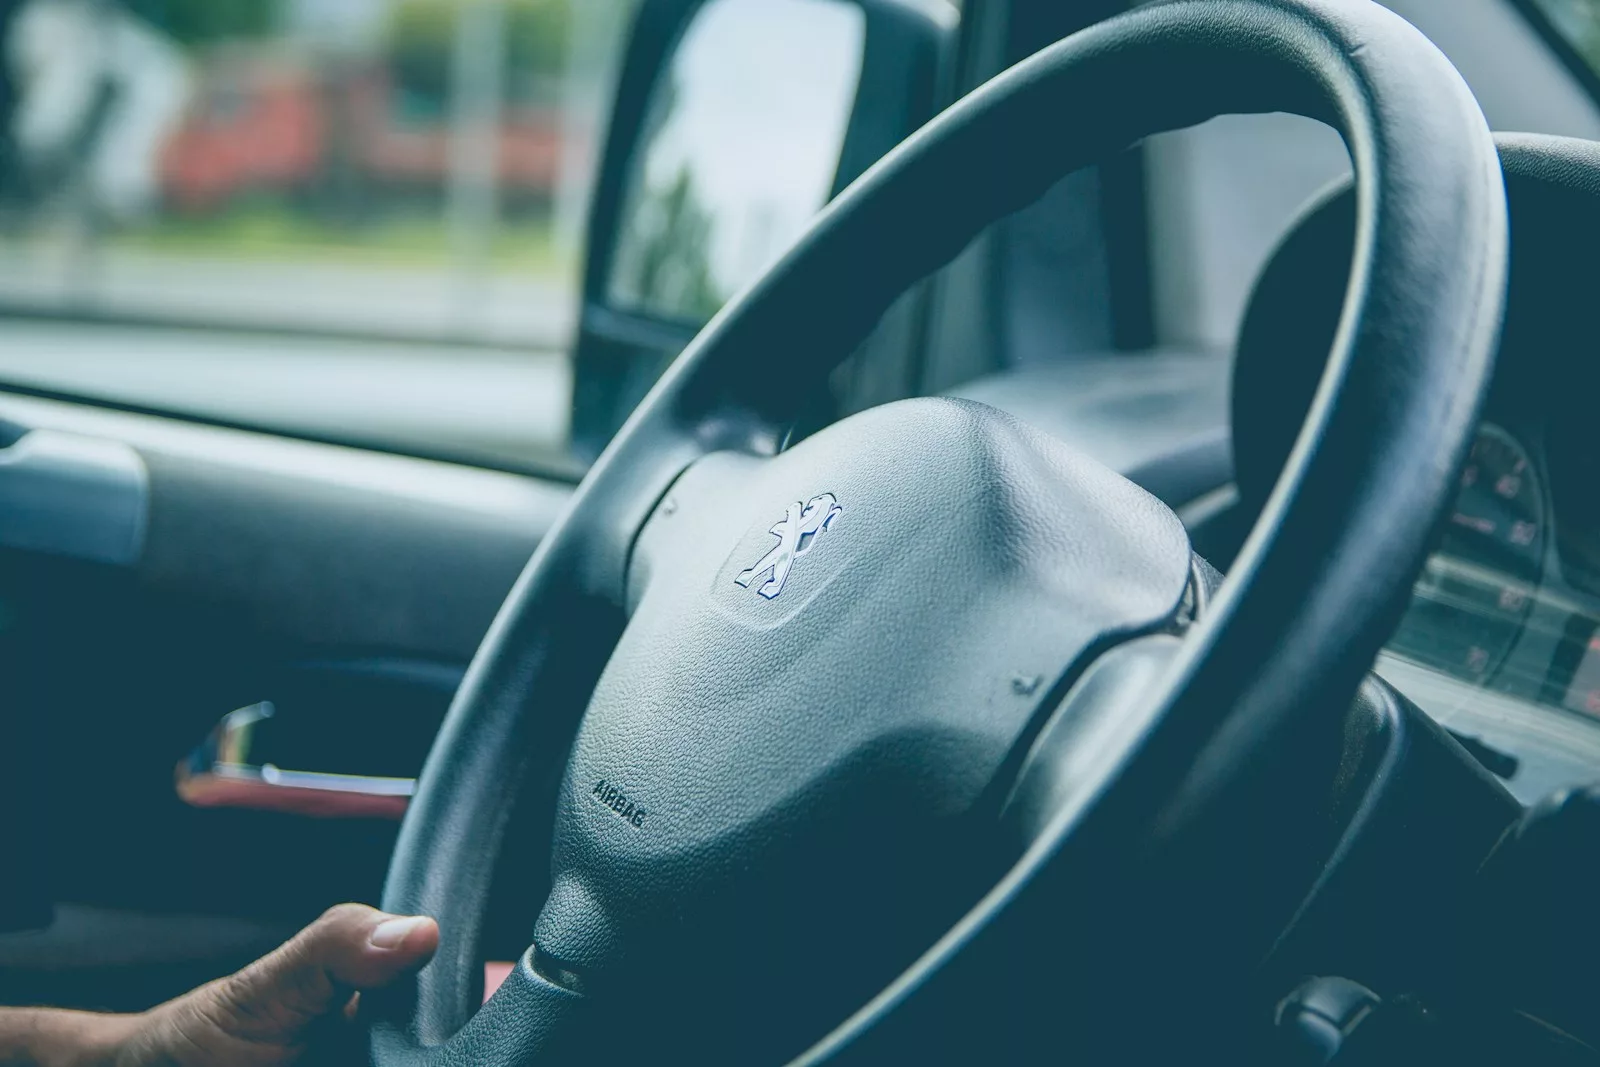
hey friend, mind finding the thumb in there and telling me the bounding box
[210,904,440,1033]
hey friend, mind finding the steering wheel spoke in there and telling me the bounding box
[370,949,586,1066]
[1000,634,1186,851]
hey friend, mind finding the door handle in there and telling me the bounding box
[176,701,415,821]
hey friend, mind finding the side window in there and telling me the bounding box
[0,0,635,473]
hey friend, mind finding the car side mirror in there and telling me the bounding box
[568,0,954,458]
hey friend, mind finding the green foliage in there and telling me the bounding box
[388,0,572,105]
[132,0,279,44]
[1533,0,1600,71]
[611,162,723,324]
[505,0,574,79]
[388,0,456,103]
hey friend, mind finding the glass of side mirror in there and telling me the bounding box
[606,0,868,324]
[569,0,951,455]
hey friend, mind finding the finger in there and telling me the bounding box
[210,904,440,1034]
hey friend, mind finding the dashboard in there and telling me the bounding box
[1230,134,1600,803]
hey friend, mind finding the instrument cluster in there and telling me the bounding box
[1225,135,1600,800]
[1378,401,1600,796]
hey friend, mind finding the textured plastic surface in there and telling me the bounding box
[537,398,1190,1057]
[0,430,146,565]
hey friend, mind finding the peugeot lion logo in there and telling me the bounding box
[735,493,843,600]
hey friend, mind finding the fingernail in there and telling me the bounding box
[370,915,430,950]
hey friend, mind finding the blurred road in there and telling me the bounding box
[0,248,576,348]
[0,319,572,470]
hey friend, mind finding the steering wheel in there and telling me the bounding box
[371,0,1507,1062]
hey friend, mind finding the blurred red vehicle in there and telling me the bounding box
[159,54,324,213]
[160,53,566,214]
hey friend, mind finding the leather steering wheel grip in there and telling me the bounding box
[373,1,1506,1063]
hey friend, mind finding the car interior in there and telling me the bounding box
[5,0,1600,1062]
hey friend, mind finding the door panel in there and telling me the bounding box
[0,392,570,1009]
[0,393,570,659]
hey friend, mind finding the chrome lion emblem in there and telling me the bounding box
[735,493,843,600]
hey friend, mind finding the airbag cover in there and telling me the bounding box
[535,397,1192,1046]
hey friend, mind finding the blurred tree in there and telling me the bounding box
[506,0,574,83]
[1531,0,1600,69]
[389,0,572,108]
[123,0,279,44]
[612,162,723,323]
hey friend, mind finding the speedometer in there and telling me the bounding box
[1386,424,1546,683]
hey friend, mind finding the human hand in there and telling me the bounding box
[110,903,438,1066]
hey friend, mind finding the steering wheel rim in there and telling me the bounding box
[373,0,1507,1062]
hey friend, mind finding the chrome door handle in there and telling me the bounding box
[176,702,415,820]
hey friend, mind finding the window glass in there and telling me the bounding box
[0,0,634,472]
